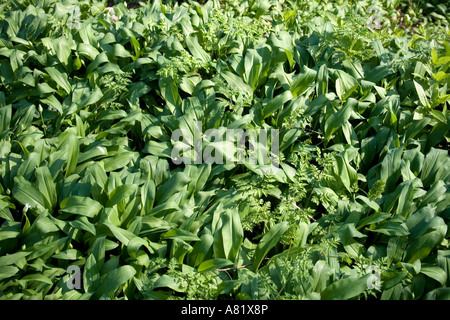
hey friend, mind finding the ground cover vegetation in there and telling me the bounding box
[0,0,449,300]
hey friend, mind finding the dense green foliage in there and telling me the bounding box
[0,0,449,300]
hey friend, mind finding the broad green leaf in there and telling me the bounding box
[324,98,357,140]
[437,250,450,287]
[127,237,154,259]
[262,90,293,118]
[312,260,331,292]
[413,80,429,108]
[170,238,193,264]
[321,274,370,300]
[141,180,156,214]
[159,77,182,116]
[106,184,137,208]
[143,141,172,158]
[316,64,328,95]
[0,251,30,266]
[59,196,102,218]
[83,254,100,293]
[252,221,289,272]
[112,44,132,58]
[35,215,59,234]
[102,150,138,172]
[103,221,137,246]
[366,65,394,83]
[97,63,123,75]
[12,176,46,212]
[186,35,210,63]
[20,273,53,285]
[35,166,57,210]
[77,42,100,61]
[420,266,447,285]
[161,228,200,242]
[221,70,253,97]
[420,148,448,188]
[0,266,19,281]
[17,152,40,180]
[70,216,96,235]
[213,209,243,262]
[152,274,183,292]
[52,249,83,260]
[187,233,214,267]
[405,223,447,263]
[290,66,317,97]
[45,67,72,94]
[155,172,191,204]
[424,288,450,300]
[91,236,106,272]
[429,109,447,124]
[198,258,234,273]
[0,105,11,134]
[95,264,136,298]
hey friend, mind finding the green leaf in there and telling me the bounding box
[429,109,447,124]
[106,184,137,208]
[420,148,448,188]
[12,176,46,212]
[69,216,96,235]
[83,254,100,293]
[127,237,154,259]
[103,221,137,246]
[213,209,243,262]
[187,233,214,267]
[35,215,59,234]
[262,90,293,118]
[59,196,102,218]
[102,150,138,172]
[290,66,317,97]
[45,67,72,94]
[77,42,100,61]
[97,63,123,75]
[155,172,191,204]
[35,166,57,210]
[0,251,30,267]
[420,266,447,285]
[0,266,19,281]
[0,221,21,241]
[424,288,450,300]
[20,273,53,285]
[405,224,447,263]
[320,274,370,300]
[0,105,11,134]
[91,236,106,272]
[94,266,136,298]
[112,44,132,58]
[413,80,429,108]
[152,274,183,292]
[161,228,200,242]
[143,141,172,158]
[17,152,39,181]
[221,71,253,97]
[324,98,357,140]
[186,35,210,63]
[198,258,234,272]
[437,250,450,287]
[316,64,328,95]
[64,133,79,178]
[141,180,156,215]
[52,249,83,260]
[252,221,289,272]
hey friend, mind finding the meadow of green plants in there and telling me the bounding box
[0,0,449,300]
